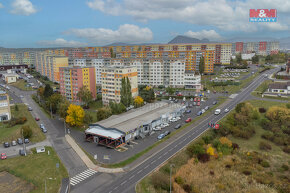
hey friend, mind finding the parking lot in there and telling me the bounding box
[70,92,228,164]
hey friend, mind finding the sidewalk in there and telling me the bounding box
[65,135,124,173]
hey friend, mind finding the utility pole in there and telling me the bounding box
[169,164,175,193]
[64,119,66,136]
[50,103,52,118]
[22,128,26,156]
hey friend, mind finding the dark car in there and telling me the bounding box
[212,101,217,105]
[3,142,10,148]
[175,124,181,129]
[164,131,171,136]
[24,139,29,144]
[19,149,26,156]
[186,109,191,114]
[17,138,23,145]
[197,111,202,116]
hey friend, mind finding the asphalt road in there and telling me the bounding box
[71,67,279,193]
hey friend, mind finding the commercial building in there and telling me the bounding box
[268,82,290,95]
[184,71,202,90]
[2,73,19,83]
[0,90,11,122]
[85,102,185,148]
[59,66,96,103]
[101,66,138,105]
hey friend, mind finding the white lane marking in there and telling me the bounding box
[129,175,135,180]
[144,165,149,169]
[151,160,156,164]
[121,180,127,186]
[137,170,143,174]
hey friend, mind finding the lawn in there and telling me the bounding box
[0,146,68,193]
[0,104,46,143]
[10,80,34,91]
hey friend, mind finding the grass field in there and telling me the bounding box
[10,80,34,91]
[136,100,290,193]
[0,147,68,193]
[0,104,45,143]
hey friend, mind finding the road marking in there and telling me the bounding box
[70,169,97,186]
[163,152,168,156]
[121,180,127,186]
[144,165,149,169]
[129,175,135,180]
[151,160,156,164]
[158,156,162,159]
[174,144,178,148]
[137,170,142,174]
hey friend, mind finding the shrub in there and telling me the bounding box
[175,176,184,185]
[260,118,272,130]
[260,160,270,168]
[232,143,240,150]
[202,135,213,144]
[151,172,170,190]
[15,104,19,111]
[259,141,272,151]
[259,107,266,113]
[83,113,93,124]
[281,164,289,171]
[282,146,290,154]
[8,117,27,127]
[261,131,274,141]
[197,153,210,163]
[186,144,205,157]
[286,103,290,109]
[242,170,252,175]
[219,137,232,147]
[183,184,192,193]
[22,125,33,139]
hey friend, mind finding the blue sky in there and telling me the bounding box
[0,0,289,48]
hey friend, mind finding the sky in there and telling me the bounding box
[0,0,289,48]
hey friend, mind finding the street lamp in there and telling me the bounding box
[169,164,175,193]
[45,177,56,193]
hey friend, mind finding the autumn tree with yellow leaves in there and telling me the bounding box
[134,96,144,107]
[66,104,85,127]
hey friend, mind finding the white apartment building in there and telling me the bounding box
[101,66,138,105]
[184,72,201,90]
[68,58,87,67]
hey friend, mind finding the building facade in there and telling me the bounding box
[59,66,96,103]
[0,90,11,122]
[232,41,279,55]
[101,66,138,104]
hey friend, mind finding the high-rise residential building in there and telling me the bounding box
[232,41,279,56]
[59,66,96,103]
[184,72,202,90]
[0,90,11,122]
[101,66,138,105]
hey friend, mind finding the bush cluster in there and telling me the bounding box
[259,141,272,151]
[8,117,27,127]
[151,172,170,190]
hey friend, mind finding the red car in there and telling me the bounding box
[194,98,197,102]
[197,98,200,102]
[185,118,192,123]
[197,102,200,106]
[1,153,7,160]
[35,117,40,121]
[177,93,183,96]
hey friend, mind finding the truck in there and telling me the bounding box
[214,109,221,115]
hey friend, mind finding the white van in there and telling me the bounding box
[36,146,45,153]
[214,109,221,115]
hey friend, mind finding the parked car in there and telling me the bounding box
[169,97,172,101]
[197,111,202,116]
[189,104,193,108]
[40,124,44,129]
[42,127,47,133]
[215,109,221,115]
[35,117,40,121]
[190,98,193,102]
[186,109,191,114]
[224,108,229,113]
[185,118,192,123]
[205,106,209,110]
[11,140,17,146]
[24,139,29,144]
[19,149,26,156]
[20,95,24,98]
[177,93,182,96]
[17,138,23,145]
[197,98,200,102]
[28,107,33,111]
[161,123,169,128]
[1,153,7,160]
[193,102,196,106]
[201,109,205,113]
[164,131,171,136]
[157,133,165,140]
[153,127,161,131]
[194,98,197,102]
[3,142,10,148]
[212,101,217,105]
[176,116,181,120]
[175,124,181,129]
[197,102,200,106]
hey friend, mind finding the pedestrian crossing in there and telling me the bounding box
[70,169,97,186]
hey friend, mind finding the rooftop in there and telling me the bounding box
[269,82,290,90]
[95,102,183,133]
[85,125,125,140]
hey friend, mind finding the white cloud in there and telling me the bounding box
[185,30,223,41]
[65,24,153,45]
[0,3,4,8]
[37,38,88,47]
[87,0,290,32]
[10,0,37,16]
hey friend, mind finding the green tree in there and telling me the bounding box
[199,56,205,74]
[236,54,242,64]
[43,84,53,98]
[252,55,259,64]
[265,55,273,63]
[22,125,33,139]
[77,86,93,108]
[47,93,64,113]
[109,101,126,114]
[120,77,133,107]
[15,104,19,111]
[166,86,174,95]
[96,107,112,121]
[58,99,70,119]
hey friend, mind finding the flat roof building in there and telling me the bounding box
[0,90,11,122]
[85,102,185,148]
